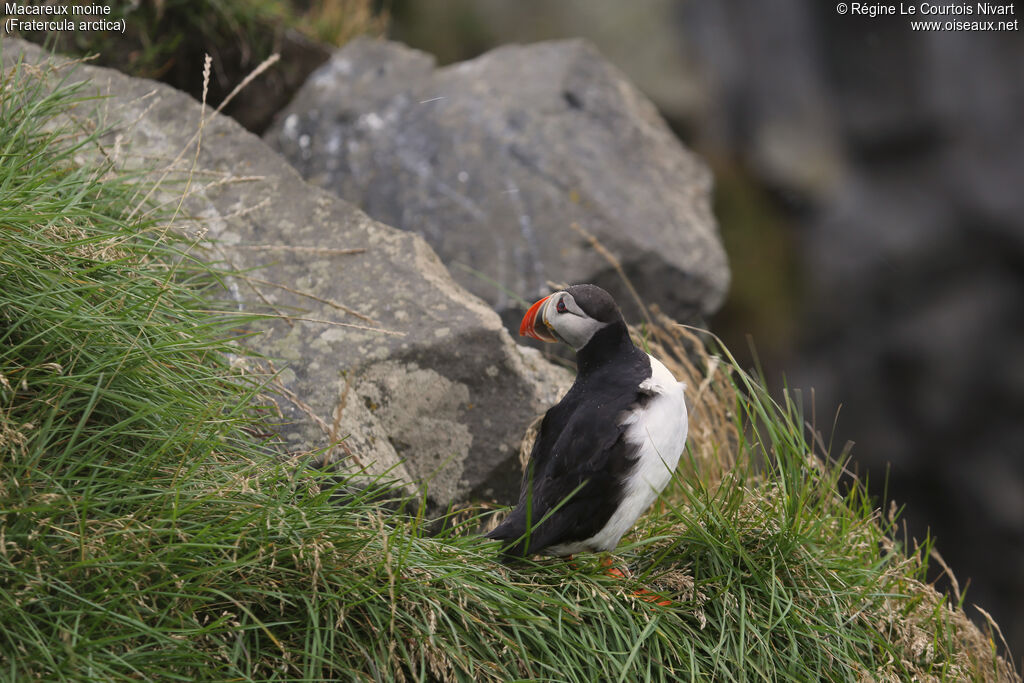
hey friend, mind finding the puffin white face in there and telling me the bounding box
[520,289,611,351]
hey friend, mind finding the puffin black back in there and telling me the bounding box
[574,320,648,378]
[487,284,686,560]
[487,346,651,558]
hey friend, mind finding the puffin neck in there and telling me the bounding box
[574,321,643,376]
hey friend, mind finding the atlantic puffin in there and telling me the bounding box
[487,284,688,558]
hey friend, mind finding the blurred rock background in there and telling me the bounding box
[380,0,1024,656]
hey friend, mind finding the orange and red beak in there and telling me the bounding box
[520,294,558,342]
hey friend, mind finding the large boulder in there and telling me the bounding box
[264,38,730,328]
[2,38,571,507]
[381,0,845,203]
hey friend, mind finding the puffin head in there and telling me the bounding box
[520,284,623,351]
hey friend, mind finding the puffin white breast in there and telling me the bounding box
[549,356,688,555]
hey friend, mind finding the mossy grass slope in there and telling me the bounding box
[0,54,1018,682]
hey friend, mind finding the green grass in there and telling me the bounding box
[1,53,1019,682]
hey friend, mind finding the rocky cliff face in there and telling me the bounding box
[264,38,729,330]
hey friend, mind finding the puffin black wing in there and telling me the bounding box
[486,363,647,558]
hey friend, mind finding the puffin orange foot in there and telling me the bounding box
[600,557,671,607]
[633,588,672,608]
[600,555,628,579]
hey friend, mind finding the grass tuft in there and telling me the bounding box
[0,52,1018,682]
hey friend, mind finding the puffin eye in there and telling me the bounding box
[556,298,567,314]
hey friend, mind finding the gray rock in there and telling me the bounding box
[264,38,729,326]
[2,38,571,507]
[381,0,847,205]
[386,0,706,126]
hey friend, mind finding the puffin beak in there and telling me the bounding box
[520,295,558,342]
